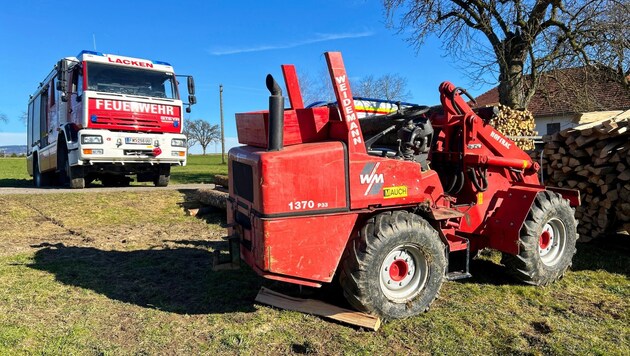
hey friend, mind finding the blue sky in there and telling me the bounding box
[0,0,495,152]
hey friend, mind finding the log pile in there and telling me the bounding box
[540,116,630,241]
[490,105,537,151]
[185,176,231,217]
[193,175,230,211]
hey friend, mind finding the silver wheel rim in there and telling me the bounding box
[379,244,428,302]
[538,217,567,266]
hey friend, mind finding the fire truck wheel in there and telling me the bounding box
[63,155,85,189]
[502,191,578,286]
[339,211,446,320]
[58,146,84,189]
[154,174,170,187]
[33,158,51,187]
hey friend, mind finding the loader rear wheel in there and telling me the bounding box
[339,211,446,320]
[502,191,578,286]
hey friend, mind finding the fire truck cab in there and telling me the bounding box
[26,50,196,188]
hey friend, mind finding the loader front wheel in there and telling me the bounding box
[339,211,446,320]
[502,191,578,286]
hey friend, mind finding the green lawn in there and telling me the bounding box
[0,155,227,187]
[170,154,228,184]
[0,190,628,354]
[0,158,31,187]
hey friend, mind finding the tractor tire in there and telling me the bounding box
[339,210,446,320]
[502,191,578,286]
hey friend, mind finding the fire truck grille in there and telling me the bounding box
[232,161,254,202]
[93,115,162,130]
[124,149,154,156]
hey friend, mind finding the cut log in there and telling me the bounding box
[212,174,230,188]
[255,287,381,331]
[195,188,228,210]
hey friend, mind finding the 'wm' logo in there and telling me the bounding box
[360,162,384,196]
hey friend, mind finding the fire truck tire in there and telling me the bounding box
[502,191,578,286]
[63,155,85,189]
[33,158,51,187]
[339,210,446,320]
[154,174,170,187]
[58,145,84,189]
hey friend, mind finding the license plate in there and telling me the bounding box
[125,137,153,145]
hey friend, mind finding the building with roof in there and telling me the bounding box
[474,67,630,136]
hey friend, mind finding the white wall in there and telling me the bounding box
[534,115,577,136]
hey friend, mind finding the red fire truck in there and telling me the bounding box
[26,50,196,188]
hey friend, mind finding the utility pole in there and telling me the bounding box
[219,84,225,164]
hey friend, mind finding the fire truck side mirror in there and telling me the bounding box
[188,95,197,105]
[56,60,68,102]
[56,60,67,80]
[187,76,195,95]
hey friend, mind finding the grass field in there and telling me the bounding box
[0,155,227,188]
[0,158,31,187]
[0,156,628,353]
[0,189,628,354]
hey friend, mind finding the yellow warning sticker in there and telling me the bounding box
[383,186,408,199]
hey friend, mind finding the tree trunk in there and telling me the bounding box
[496,32,529,109]
[498,68,526,109]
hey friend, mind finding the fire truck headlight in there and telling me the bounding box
[171,138,186,147]
[81,135,103,144]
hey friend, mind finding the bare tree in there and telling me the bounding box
[297,72,321,106]
[573,0,629,88]
[20,111,27,126]
[182,122,198,149]
[187,119,220,155]
[298,67,336,105]
[354,73,412,101]
[299,71,412,104]
[0,113,7,124]
[384,0,628,109]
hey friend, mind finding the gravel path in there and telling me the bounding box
[0,183,215,195]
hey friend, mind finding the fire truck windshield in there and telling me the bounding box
[86,62,178,99]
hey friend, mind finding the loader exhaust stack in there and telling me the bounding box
[266,74,284,151]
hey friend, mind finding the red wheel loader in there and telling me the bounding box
[224,52,580,320]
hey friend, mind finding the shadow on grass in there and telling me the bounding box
[0,178,33,188]
[176,188,228,226]
[28,242,262,315]
[170,173,218,185]
[571,237,630,276]
[462,239,630,286]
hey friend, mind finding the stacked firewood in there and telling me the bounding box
[490,105,537,151]
[540,116,630,241]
